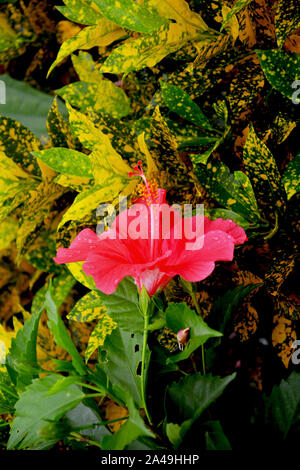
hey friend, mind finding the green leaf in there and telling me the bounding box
[167,373,236,446]
[204,208,252,231]
[101,395,154,450]
[0,74,66,140]
[265,371,300,439]
[275,0,300,47]
[48,19,125,76]
[31,271,76,316]
[44,286,86,376]
[56,79,131,118]
[204,420,232,450]
[6,311,43,392]
[93,0,168,34]
[256,50,300,102]
[56,0,103,26]
[7,375,84,449]
[99,326,150,407]
[282,153,300,200]
[0,370,18,414]
[243,125,286,217]
[160,80,213,130]
[194,159,264,224]
[32,148,93,177]
[96,277,144,333]
[165,303,222,363]
[220,0,252,30]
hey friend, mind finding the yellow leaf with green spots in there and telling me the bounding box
[32,148,93,178]
[67,291,106,322]
[48,18,125,76]
[243,125,287,218]
[71,51,101,83]
[0,12,28,62]
[55,174,93,192]
[93,0,168,34]
[0,151,32,181]
[67,262,96,289]
[145,0,208,29]
[256,50,300,102]
[85,314,117,363]
[56,0,103,26]
[0,116,42,176]
[275,0,300,47]
[101,21,216,75]
[282,153,300,200]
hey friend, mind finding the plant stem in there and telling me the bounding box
[191,290,206,375]
[141,307,152,425]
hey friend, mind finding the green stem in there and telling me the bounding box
[141,307,152,425]
[191,290,206,375]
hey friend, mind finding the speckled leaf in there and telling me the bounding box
[56,79,131,118]
[56,0,103,26]
[48,19,124,76]
[145,0,208,29]
[265,250,295,297]
[166,119,217,150]
[228,55,265,123]
[160,80,213,130]
[31,271,76,316]
[272,297,298,369]
[275,0,300,47]
[221,0,253,30]
[71,51,100,83]
[194,159,263,224]
[32,148,93,178]
[85,315,117,363]
[17,181,64,259]
[47,98,77,149]
[282,153,300,200]
[67,290,106,322]
[93,0,168,33]
[54,174,93,192]
[101,22,214,75]
[0,13,28,62]
[67,262,96,290]
[243,125,286,217]
[0,116,41,175]
[256,50,300,102]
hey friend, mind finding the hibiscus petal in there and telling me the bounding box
[204,217,247,244]
[54,228,100,264]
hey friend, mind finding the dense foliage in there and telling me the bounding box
[0,0,299,451]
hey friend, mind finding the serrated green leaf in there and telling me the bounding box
[256,50,300,102]
[165,302,222,363]
[96,277,144,333]
[167,373,236,447]
[7,375,84,449]
[99,326,150,407]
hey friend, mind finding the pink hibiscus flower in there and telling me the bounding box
[54,162,247,296]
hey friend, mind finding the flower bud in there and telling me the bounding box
[177,327,190,350]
